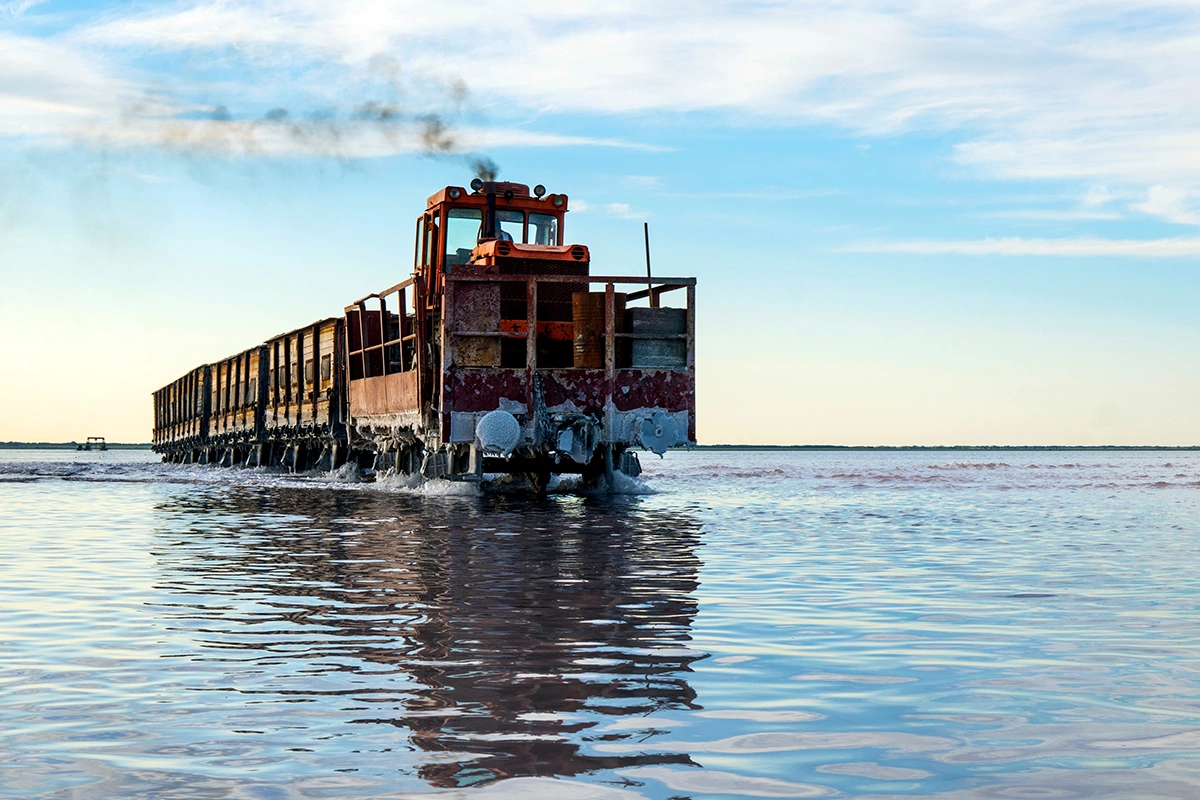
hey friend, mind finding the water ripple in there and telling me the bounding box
[4,449,1200,797]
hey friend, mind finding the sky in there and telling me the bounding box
[3,0,1200,445]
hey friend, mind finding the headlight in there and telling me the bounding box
[470,178,484,192]
[448,187,462,200]
[551,194,566,208]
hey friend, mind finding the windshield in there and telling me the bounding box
[497,210,524,243]
[529,213,559,246]
[445,207,483,265]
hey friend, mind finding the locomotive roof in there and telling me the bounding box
[426,183,569,212]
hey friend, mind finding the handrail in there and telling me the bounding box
[443,272,695,379]
[626,284,687,302]
[348,274,690,313]
[444,273,695,285]
[344,276,417,312]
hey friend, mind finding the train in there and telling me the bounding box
[152,179,697,490]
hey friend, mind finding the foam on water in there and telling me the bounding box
[3,447,1200,798]
[0,450,659,497]
[8,448,1200,493]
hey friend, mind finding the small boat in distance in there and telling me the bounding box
[77,437,107,452]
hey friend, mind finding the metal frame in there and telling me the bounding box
[442,272,697,446]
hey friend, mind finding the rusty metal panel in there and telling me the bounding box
[452,281,501,368]
[445,369,527,414]
[540,369,606,412]
[352,375,389,418]
[457,338,500,369]
[386,371,420,415]
[613,369,694,413]
[443,367,692,421]
[349,371,420,418]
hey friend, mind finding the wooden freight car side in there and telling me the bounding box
[152,319,346,470]
[265,318,342,431]
[152,364,210,461]
[262,317,346,470]
[208,346,266,445]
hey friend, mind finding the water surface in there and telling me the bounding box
[4,449,1200,798]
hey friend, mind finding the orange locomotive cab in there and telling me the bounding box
[343,178,696,489]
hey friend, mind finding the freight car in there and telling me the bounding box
[152,179,696,490]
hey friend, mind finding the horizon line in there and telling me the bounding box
[4,442,1200,452]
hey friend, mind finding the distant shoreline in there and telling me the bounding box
[3,442,1199,452]
[1,442,153,450]
[691,444,1200,451]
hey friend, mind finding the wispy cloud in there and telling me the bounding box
[0,30,657,160]
[842,237,1200,257]
[0,0,45,19]
[570,200,648,219]
[1083,186,1118,208]
[670,188,846,201]
[2,4,667,159]
[0,31,131,138]
[1134,186,1200,226]
[602,202,644,219]
[6,0,1200,197]
[68,117,648,159]
[976,209,1123,222]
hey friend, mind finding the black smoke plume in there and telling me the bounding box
[471,157,498,182]
[112,60,497,176]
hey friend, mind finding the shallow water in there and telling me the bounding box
[4,448,1200,798]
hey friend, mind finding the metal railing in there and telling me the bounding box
[345,277,421,382]
[444,273,696,376]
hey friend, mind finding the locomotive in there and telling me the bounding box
[152,179,697,490]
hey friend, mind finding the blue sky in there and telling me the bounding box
[3,0,1200,444]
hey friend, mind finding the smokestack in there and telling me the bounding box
[482,182,497,240]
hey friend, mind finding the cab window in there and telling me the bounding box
[497,210,524,243]
[445,208,483,265]
[529,213,559,245]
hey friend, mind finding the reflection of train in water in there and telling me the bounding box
[156,490,704,787]
[152,179,697,490]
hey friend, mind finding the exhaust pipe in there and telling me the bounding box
[482,182,497,240]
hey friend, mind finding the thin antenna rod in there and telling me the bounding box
[643,222,652,278]
[644,222,658,307]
